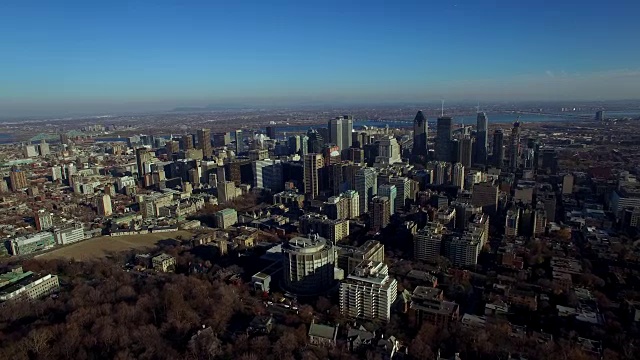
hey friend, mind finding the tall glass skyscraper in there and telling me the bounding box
[412,110,428,156]
[435,117,453,162]
[475,112,488,166]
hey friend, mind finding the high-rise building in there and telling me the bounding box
[283,235,337,295]
[471,181,499,214]
[475,112,488,166]
[452,163,465,190]
[35,209,53,231]
[355,168,377,214]
[339,261,398,322]
[39,140,50,157]
[390,177,410,212]
[444,235,481,267]
[376,136,401,165]
[234,130,243,155]
[457,136,474,168]
[266,126,277,139]
[414,222,445,263]
[328,115,353,153]
[492,130,504,168]
[136,148,150,179]
[505,209,520,237]
[299,213,350,242]
[371,196,390,231]
[343,190,360,218]
[562,173,574,195]
[98,194,113,216]
[288,135,301,155]
[9,168,28,192]
[197,128,212,159]
[378,184,397,214]
[217,181,238,203]
[165,140,179,154]
[306,129,324,154]
[304,153,324,199]
[595,110,605,122]
[253,159,284,192]
[435,117,453,162]
[213,132,231,147]
[181,134,194,150]
[509,121,521,172]
[412,110,428,156]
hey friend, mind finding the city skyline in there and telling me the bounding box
[1,1,640,117]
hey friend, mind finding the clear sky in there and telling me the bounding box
[1,0,639,116]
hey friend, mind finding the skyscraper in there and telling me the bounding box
[355,168,377,214]
[457,136,474,168]
[339,261,397,322]
[509,121,521,172]
[475,112,488,166]
[378,184,397,215]
[266,126,277,139]
[435,117,453,162]
[371,196,391,231]
[304,153,324,199]
[234,130,243,155]
[181,134,194,150]
[492,129,504,168]
[452,163,465,190]
[135,148,149,179]
[197,128,212,159]
[307,129,324,154]
[412,110,428,156]
[328,115,353,153]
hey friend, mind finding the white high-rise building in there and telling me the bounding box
[253,159,283,192]
[51,166,63,181]
[390,177,410,212]
[452,163,465,189]
[339,261,398,322]
[328,115,353,153]
[343,190,360,219]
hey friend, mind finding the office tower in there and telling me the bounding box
[389,177,409,212]
[378,184,397,214]
[253,159,284,192]
[136,148,150,179]
[213,132,231,147]
[414,222,445,263]
[355,168,378,214]
[326,196,349,220]
[452,163,465,190]
[348,147,363,164]
[562,174,574,195]
[35,209,53,231]
[9,168,28,192]
[289,135,301,155]
[509,121,521,172]
[492,129,504,168]
[322,144,341,166]
[435,117,453,162]
[165,140,179,154]
[541,148,558,174]
[328,115,353,153]
[412,110,428,156]
[283,235,337,295]
[51,166,63,181]
[343,190,361,218]
[234,130,243,154]
[24,145,38,158]
[471,181,499,214]
[197,128,212,159]
[181,134,194,150]
[596,110,605,121]
[475,112,488,166]
[300,135,309,156]
[457,136,474,168]
[376,136,401,165]
[266,126,277,139]
[304,153,324,199]
[98,194,113,216]
[371,196,391,231]
[505,209,520,237]
[39,140,50,157]
[307,129,324,154]
[339,261,398,322]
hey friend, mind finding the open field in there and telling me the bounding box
[36,231,194,261]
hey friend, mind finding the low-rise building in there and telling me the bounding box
[152,253,176,272]
[308,321,339,348]
[0,267,59,302]
[9,232,56,256]
[410,286,459,326]
[53,223,85,245]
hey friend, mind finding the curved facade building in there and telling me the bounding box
[283,235,336,295]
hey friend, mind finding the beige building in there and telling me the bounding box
[152,253,176,272]
[304,153,324,199]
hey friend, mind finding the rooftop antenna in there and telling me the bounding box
[441,99,445,117]
[476,101,480,113]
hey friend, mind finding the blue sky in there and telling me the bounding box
[1,0,639,116]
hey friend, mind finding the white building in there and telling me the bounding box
[378,184,397,215]
[339,261,398,322]
[452,163,465,189]
[53,223,85,245]
[283,235,337,295]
